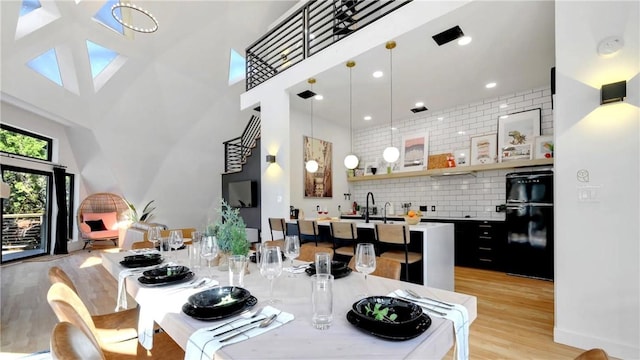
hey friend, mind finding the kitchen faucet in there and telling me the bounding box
[365,192,375,223]
[383,202,391,224]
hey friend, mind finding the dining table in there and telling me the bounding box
[101,247,477,359]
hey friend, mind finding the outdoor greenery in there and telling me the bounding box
[1,128,48,214]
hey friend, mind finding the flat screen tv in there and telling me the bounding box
[227,180,257,208]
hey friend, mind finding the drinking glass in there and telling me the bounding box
[355,243,376,297]
[283,235,300,277]
[260,246,283,303]
[200,235,219,277]
[189,231,203,269]
[147,226,160,250]
[168,230,184,262]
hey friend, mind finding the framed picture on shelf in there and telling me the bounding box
[498,108,541,162]
[400,132,429,171]
[453,148,470,167]
[534,135,554,159]
[470,134,497,165]
[303,136,333,198]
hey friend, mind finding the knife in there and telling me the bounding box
[394,292,452,311]
[212,316,267,338]
[395,295,448,316]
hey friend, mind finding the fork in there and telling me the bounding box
[207,306,265,332]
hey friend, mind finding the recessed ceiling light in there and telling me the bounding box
[309,33,316,40]
[415,102,424,107]
[314,94,323,100]
[391,127,397,131]
[457,36,472,46]
[485,82,497,89]
[458,131,466,135]
[364,115,372,121]
[437,117,444,121]
[499,115,509,119]
[372,71,383,78]
[500,103,508,109]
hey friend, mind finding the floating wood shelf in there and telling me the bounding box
[347,158,554,182]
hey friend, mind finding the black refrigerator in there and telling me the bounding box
[505,169,554,280]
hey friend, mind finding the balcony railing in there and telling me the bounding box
[246,0,412,90]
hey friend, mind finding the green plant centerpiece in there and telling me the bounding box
[209,199,250,271]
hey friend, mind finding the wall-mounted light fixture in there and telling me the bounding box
[266,155,276,164]
[601,80,626,105]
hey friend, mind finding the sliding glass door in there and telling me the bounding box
[1,166,52,262]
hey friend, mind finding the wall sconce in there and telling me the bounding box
[601,80,626,105]
[266,155,276,164]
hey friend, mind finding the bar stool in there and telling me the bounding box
[267,218,287,249]
[330,221,358,260]
[375,223,422,282]
[297,219,333,248]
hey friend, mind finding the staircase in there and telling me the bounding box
[223,115,261,173]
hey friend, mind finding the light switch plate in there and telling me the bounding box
[577,185,601,202]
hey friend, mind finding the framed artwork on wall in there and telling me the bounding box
[498,108,541,162]
[400,132,429,171]
[453,148,470,167]
[470,134,497,165]
[534,135,554,159]
[303,136,333,198]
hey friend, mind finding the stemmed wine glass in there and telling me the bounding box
[260,246,283,303]
[147,226,160,250]
[200,235,219,277]
[168,230,184,261]
[355,243,376,297]
[283,235,300,277]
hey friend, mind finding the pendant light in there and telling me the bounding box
[344,60,359,170]
[382,40,400,163]
[305,78,319,173]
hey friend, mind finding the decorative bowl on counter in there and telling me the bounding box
[404,215,421,225]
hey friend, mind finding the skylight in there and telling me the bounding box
[93,0,124,35]
[228,49,246,86]
[20,0,41,17]
[86,40,118,78]
[27,48,62,86]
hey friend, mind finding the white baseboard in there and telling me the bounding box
[554,326,640,359]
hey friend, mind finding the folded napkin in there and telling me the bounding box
[129,248,160,255]
[391,290,470,360]
[137,278,218,349]
[115,262,173,312]
[284,265,309,274]
[184,306,294,360]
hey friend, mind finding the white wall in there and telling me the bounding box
[554,2,639,358]
[1,101,83,252]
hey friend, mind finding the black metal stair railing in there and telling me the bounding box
[246,0,412,91]
[223,115,261,173]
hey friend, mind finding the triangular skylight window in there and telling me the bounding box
[20,0,41,17]
[27,48,62,86]
[93,0,124,35]
[228,49,246,86]
[86,40,118,78]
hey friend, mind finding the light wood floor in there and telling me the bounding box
[1,250,585,359]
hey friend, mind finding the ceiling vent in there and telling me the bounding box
[297,90,317,99]
[410,106,428,113]
[432,25,465,46]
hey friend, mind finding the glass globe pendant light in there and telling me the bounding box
[382,40,400,163]
[305,78,319,173]
[344,60,359,170]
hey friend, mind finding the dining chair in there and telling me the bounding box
[47,282,185,359]
[47,266,139,343]
[348,256,402,280]
[268,217,287,240]
[51,321,106,360]
[574,349,610,360]
[298,246,334,262]
[297,220,333,248]
[330,221,358,259]
[375,223,422,282]
[131,241,155,250]
[160,228,197,245]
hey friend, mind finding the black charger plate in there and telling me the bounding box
[182,296,258,321]
[138,271,194,287]
[305,266,352,279]
[346,310,431,341]
[120,254,163,268]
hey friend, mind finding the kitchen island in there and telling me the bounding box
[286,219,454,291]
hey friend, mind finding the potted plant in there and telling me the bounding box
[208,199,250,270]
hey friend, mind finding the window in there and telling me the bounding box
[65,173,75,239]
[86,40,118,78]
[26,48,63,87]
[228,49,246,85]
[0,124,52,162]
[92,0,124,35]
